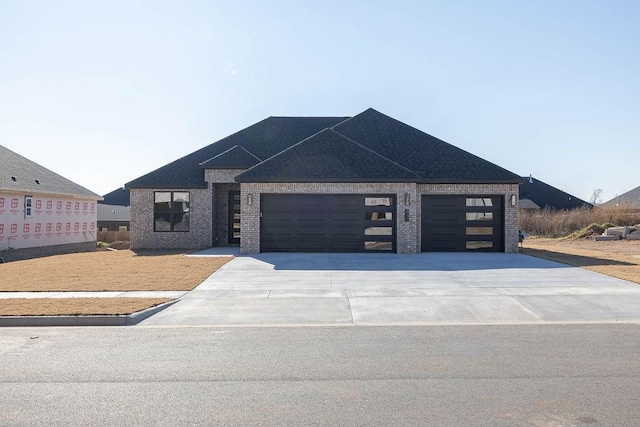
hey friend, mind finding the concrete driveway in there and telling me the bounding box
[139,251,640,327]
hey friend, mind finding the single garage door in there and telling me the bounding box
[421,195,503,252]
[261,194,396,253]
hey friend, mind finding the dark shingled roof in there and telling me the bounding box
[99,187,130,206]
[126,108,523,188]
[200,145,262,169]
[126,116,349,189]
[331,108,521,183]
[602,185,640,208]
[0,145,100,199]
[519,176,592,210]
[236,129,422,182]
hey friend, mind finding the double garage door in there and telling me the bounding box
[261,194,396,253]
[259,194,504,253]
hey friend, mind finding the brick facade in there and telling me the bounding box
[131,176,518,254]
[130,187,213,250]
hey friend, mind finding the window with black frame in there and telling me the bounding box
[154,191,190,232]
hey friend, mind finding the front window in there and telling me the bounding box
[154,191,190,232]
[24,196,33,218]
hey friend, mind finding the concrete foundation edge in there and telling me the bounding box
[0,299,178,327]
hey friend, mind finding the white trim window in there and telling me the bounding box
[24,196,33,219]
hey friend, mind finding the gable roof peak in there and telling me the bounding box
[235,127,422,183]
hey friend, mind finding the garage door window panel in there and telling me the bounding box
[466,212,493,221]
[466,241,494,250]
[466,198,493,207]
[466,227,494,236]
[366,212,393,221]
[365,241,393,251]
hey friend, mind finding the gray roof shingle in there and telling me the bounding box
[99,187,130,206]
[126,116,349,189]
[97,204,131,222]
[602,185,640,208]
[0,145,100,199]
[235,129,422,182]
[200,145,262,169]
[332,108,522,183]
[126,108,523,188]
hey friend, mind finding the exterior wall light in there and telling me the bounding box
[247,194,253,206]
[404,193,411,205]
[511,194,517,206]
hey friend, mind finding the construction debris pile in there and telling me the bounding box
[594,226,640,241]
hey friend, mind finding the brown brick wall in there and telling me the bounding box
[130,187,213,250]
[204,169,246,183]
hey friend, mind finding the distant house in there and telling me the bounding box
[99,187,130,207]
[125,108,523,254]
[0,145,101,262]
[98,187,131,231]
[602,186,640,208]
[519,176,591,211]
[97,204,131,231]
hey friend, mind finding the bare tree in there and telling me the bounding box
[590,188,603,205]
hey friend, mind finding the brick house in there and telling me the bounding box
[126,108,522,254]
[0,145,101,262]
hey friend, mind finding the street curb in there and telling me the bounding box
[0,299,178,327]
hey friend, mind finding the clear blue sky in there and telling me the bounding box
[1,0,638,202]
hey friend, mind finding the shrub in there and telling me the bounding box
[519,206,640,238]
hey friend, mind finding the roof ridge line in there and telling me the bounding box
[238,127,333,175]
[236,145,263,162]
[328,129,422,178]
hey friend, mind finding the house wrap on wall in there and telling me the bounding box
[0,145,101,262]
[126,108,523,254]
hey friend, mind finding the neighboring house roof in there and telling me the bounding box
[200,145,262,169]
[519,176,591,210]
[519,199,541,210]
[97,204,131,222]
[602,185,640,208]
[236,128,422,182]
[0,144,100,199]
[99,187,131,206]
[126,116,349,189]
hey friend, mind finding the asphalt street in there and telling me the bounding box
[2,324,640,426]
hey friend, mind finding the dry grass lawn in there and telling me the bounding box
[0,250,231,316]
[0,250,232,292]
[523,238,640,285]
[0,298,172,316]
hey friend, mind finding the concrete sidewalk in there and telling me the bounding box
[139,252,640,327]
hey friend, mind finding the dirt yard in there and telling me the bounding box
[523,238,640,285]
[0,250,232,316]
[0,298,172,316]
[0,250,232,292]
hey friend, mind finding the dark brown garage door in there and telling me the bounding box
[421,195,503,252]
[261,194,396,253]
